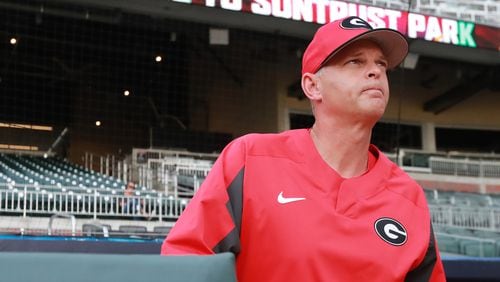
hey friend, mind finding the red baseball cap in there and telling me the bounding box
[302,16,408,75]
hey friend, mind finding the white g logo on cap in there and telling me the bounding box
[340,16,373,30]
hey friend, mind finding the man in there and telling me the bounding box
[162,16,445,281]
[121,181,143,220]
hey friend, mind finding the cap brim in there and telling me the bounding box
[320,29,409,70]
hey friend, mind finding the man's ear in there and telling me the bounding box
[301,72,322,101]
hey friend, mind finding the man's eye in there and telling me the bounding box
[347,59,360,64]
[377,61,388,68]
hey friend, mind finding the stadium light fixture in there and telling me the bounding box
[0,122,52,131]
[95,120,101,127]
[9,37,17,45]
[402,52,419,70]
[155,55,162,62]
[124,90,130,96]
[209,28,229,45]
[0,144,38,151]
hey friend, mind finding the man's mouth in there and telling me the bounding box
[362,87,383,96]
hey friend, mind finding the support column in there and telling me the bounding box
[422,122,436,152]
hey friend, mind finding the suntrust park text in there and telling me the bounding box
[172,0,477,47]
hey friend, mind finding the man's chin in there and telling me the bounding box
[361,102,386,116]
[361,108,386,123]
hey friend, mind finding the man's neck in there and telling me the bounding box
[310,122,372,178]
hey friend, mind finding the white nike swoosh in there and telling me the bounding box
[277,191,306,204]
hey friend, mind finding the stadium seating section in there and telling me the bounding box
[1,153,499,258]
[0,154,146,194]
[426,190,500,257]
[0,153,189,228]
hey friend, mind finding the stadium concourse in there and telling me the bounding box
[0,0,499,281]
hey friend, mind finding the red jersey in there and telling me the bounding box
[162,129,446,282]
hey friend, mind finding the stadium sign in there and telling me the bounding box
[172,0,499,50]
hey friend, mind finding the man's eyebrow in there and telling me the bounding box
[378,53,389,61]
[345,51,364,58]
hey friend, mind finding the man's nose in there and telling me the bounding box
[367,62,382,79]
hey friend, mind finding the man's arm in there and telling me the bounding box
[161,139,246,255]
[405,223,446,282]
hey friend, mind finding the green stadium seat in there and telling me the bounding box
[153,226,172,236]
[82,223,112,237]
[442,226,475,236]
[461,240,497,257]
[473,230,500,239]
[0,154,136,195]
[436,236,460,254]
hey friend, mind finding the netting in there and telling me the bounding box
[0,4,300,164]
[0,1,498,169]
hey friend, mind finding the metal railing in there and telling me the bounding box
[384,149,500,180]
[48,213,76,236]
[429,157,500,178]
[84,148,217,192]
[80,149,500,196]
[3,184,499,230]
[0,184,189,221]
[430,205,500,231]
[84,152,129,183]
[139,159,211,196]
